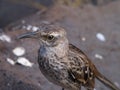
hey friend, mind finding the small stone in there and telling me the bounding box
[81,37,86,41]
[7,58,15,65]
[22,25,26,29]
[16,57,34,67]
[32,26,39,32]
[96,33,106,42]
[12,47,25,56]
[0,34,11,43]
[95,54,103,60]
[26,25,32,31]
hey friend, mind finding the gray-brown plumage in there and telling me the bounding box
[18,24,120,90]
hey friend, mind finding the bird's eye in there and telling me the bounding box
[47,35,54,41]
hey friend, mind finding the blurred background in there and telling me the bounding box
[0,0,120,90]
[0,0,117,28]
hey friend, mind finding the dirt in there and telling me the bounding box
[0,1,120,90]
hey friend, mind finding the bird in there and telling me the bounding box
[18,23,120,90]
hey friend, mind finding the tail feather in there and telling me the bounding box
[95,71,120,90]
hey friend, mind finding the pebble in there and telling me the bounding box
[0,34,11,43]
[7,58,15,65]
[81,37,86,41]
[96,33,106,42]
[12,47,25,56]
[95,54,103,60]
[32,26,39,32]
[16,57,33,67]
[26,25,32,31]
[22,25,39,32]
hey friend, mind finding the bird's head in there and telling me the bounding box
[18,24,68,47]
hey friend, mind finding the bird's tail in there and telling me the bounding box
[95,70,120,90]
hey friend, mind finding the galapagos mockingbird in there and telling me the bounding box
[18,24,120,90]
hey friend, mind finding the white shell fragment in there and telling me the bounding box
[95,54,103,60]
[96,33,106,42]
[22,25,39,32]
[12,47,25,56]
[7,58,15,65]
[0,34,11,43]
[81,37,86,41]
[32,26,39,32]
[16,57,33,67]
[26,25,32,31]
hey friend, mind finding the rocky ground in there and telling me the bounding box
[0,0,120,90]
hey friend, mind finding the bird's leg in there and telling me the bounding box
[62,88,64,90]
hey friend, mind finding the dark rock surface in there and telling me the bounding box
[0,1,120,90]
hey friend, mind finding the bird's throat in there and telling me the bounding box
[40,42,69,59]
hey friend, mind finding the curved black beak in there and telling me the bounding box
[17,31,40,39]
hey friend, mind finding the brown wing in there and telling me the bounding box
[69,44,120,90]
[68,44,96,89]
[69,44,97,70]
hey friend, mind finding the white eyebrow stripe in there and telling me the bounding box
[50,32,60,37]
